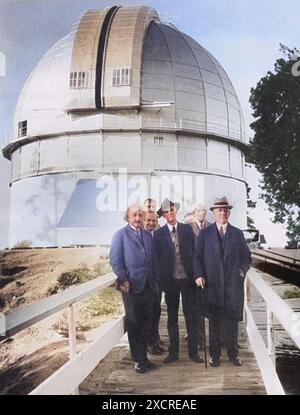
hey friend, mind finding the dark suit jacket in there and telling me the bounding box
[109,224,157,294]
[153,223,195,291]
[194,222,251,320]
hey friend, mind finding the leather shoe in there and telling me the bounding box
[163,354,178,364]
[209,357,220,367]
[134,362,147,373]
[145,360,157,370]
[189,354,204,363]
[231,357,243,366]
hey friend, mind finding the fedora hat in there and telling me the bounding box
[157,198,181,218]
[210,196,233,211]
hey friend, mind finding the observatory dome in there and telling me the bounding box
[3,5,248,247]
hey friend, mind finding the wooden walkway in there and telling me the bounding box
[79,305,266,395]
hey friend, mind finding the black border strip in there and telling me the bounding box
[95,6,119,109]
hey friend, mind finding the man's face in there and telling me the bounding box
[144,200,156,212]
[144,212,157,231]
[163,206,177,225]
[128,207,144,229]
[195,207,206,222]
[213,208,230,225]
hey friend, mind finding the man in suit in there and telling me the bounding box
[144,210,164,355]
[184,204,212,350]
[185,203,212,237]
[154,198,203,364]
[194,196,251,367]
[110,203,158,373]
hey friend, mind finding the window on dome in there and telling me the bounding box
[112,68,130,86]
[69,71,89,89]
[154,136,163,145]
[18,120,27,138]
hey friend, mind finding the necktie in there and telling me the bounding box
[219,225,224,239]
[172,226,176,235]
[135,230,145,248]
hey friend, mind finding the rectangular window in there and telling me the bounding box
[154,136,163,145]
[112,68,130,86]
[69,71,89,89]
[18,120,27,138]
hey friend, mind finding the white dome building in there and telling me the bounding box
[3,5,248,246]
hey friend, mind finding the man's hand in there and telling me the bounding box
[120,280,130,294]
[195,277,205,289]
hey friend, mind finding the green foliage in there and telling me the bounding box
[283,290,300,299]
[92,256,111,276]
[247,44,300,246]
[76,287,123,331]
[12,240,32,249]
[51,256,111,294]
[57,266,91,289]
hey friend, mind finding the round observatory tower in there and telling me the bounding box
[3,5,248,246]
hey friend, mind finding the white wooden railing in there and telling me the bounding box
[1,272,126,395]
[245,268,300,395]
[2,267,299,395]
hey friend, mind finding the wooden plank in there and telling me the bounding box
[29,316,125,395]
[80,306,266,395]
[252,249,300,271]
[4,272,116,337]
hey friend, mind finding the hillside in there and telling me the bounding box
[0,247,123,395]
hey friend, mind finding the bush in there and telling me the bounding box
[76,287,123,331]
[57,266,92,289]
[283,290,300,299]
[12,240,32,249]
[92,256,111,276]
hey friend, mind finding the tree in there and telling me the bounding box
[247,45,300,247]
[246,183,256,229]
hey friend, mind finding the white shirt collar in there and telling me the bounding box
[129,224,141,232]
[216,222,228,233]
[167,222,178,233]
[196,219,206,228]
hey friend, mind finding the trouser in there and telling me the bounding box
[209,314,239,360]
[148,289,162,345]
[164,279,197,358]
[122,283,155,363]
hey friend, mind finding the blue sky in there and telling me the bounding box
[0,0,299,246]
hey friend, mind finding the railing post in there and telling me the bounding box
[0,312,6,336]
[68,303,79,395]
[266,305,276,367]
[244,277,252,352]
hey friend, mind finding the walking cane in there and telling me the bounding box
[202,287,208,369]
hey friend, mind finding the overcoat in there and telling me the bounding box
[194,223,251,320]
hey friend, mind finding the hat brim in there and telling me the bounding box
[157,202,181,217]
[210,204,233,211]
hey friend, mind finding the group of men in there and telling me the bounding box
[109,196,251,374]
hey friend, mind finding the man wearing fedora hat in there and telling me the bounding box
[194,196,251,367]
[154,198,202,364]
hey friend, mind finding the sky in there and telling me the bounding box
[1,0,299,247]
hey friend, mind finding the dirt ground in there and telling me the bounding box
[0,247,123,395]
[0,247,109,313]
